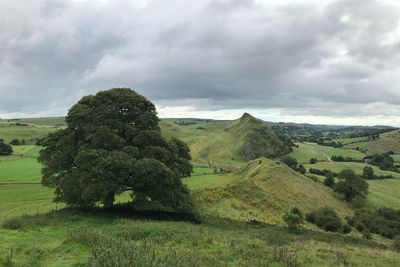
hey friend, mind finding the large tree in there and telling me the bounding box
[39,88,199,220]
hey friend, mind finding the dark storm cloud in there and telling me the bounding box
[0,0,400,120]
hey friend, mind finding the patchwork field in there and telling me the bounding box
[290,142,365,164]
[343,130,400,154]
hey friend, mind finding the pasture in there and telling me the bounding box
[289,142,365,164]
[343,130,400,154]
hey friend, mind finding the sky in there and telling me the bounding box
[1,0,400,126]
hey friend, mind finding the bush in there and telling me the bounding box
[306,207,342,233]
[393,238,400,252]
[341,224,352,234]
[350,195,366,209]
[297,164,306,174]
[283,207,304,231]
[281,156,298,170]
[351,208,400,239]
[309,158,318,164]
[324,174,335,187]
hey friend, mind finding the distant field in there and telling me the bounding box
[367,179,400,210]
[183,173,236,190]
[0,123,56,144]
[289,142,365,164]
[391,154,400,163]
[334,137,369,145]
[192,166,218,175]
[343,130,400,154]
[303,161,400,178]
[11,116,66,126]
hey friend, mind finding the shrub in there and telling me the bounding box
[283,207,303,231]
[297,164,306,174]
[341,224,352,234]
[324,174,335,187]
[306,207,342,233]
[350,195,366,209]
[351,208,400,239]
[281,156,298,170]
[393,238,400,252]
[309,158,318,164]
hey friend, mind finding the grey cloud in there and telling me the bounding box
[0,0,400,122]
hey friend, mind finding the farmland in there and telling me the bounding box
[0,117,400,266]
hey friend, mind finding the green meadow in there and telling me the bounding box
[289,142,365,164]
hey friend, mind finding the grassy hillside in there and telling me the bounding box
[161,113,291,170]
[290,142,365,164]
[226,113,291,160]
[194,158,352,225]
[343,130,400,154]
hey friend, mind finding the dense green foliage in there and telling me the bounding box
[334,169,369,202]
[283,207,304,230]
[306,208,349,233]
[0,139,12,155]
[350,208,400,239]
[39,88,199,220]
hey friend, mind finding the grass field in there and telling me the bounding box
[366,179,400,210]
[304,161,400,178]
[1,177,400,266]
[0,122,57,144]
[289,142,365,164]
[343,130,400,154]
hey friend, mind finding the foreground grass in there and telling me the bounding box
[1,208,400,267]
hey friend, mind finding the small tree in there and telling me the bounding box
[324,173,335,187]
[0,139,13,155]
[309,158,318,164]
[297,164,306,174]
[283,207,303,231]
[282,156,298,170]
[362,166,374,179]
[10,139,20,146]
[334,169,369,202]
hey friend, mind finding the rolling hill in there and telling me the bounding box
[161,113,292,169]
[194,158,352,225]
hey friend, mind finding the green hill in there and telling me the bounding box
[225,113,292,160]
[194,158,351,225]
[160,113,291,169]
[343,130,400,154]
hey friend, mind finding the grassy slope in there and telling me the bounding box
[161,113,289,170]
[343,130,400,154]
[161,121,245,170]
[1,176,399,266]
[290,142,365,164]
[194,158,351,225]
[302,161,400,210]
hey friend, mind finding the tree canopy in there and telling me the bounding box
[39,88,199,220]
[334,169,369,202]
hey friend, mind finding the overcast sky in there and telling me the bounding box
[1,0,400,126]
